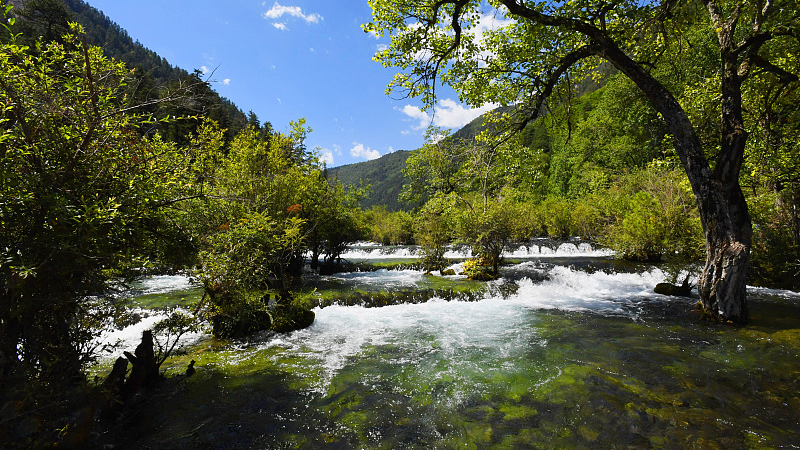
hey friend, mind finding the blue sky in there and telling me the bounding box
[84,1,498,167]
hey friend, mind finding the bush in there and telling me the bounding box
[198,213,313,337]
[538,196,576,238]
[604,192,668,261]
[602,167,704,262]
[749,189,800,289]
[413,197,454,272]
[461,256,499,281]
[572,196,608,240]
[365,206,415,245]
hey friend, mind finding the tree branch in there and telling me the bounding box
[514,44,598,133]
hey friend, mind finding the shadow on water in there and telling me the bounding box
[93,345,360,450]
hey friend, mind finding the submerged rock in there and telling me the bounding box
[654,275,693,297]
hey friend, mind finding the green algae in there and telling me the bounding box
[125,285,203,310]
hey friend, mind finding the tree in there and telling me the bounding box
[366,0,800,323]
[191,120,332,336]
[8,0,74,45]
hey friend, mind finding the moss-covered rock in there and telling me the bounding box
[462,257,498,281]
[271,306,315,333]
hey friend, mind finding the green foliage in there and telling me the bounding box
[0,23,195,386]
[189,118,363,334]
[403,128,533,276]
[364,206,415,245]
[748,190,800,290]
[5,0,251,145]
[9,0,73,44]
[461,256,498,281]
[328,149,413,211]
[368,0,800,322]
[414,196,453,272]
[537,196,576,239]
[605,192,669,261]
[0,19,216,447]
[602,167,704,262]
[151,309,203,367]
[571,196,607,241]
[197,208,313,338]
[200,214,303,295]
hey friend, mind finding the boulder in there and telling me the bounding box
[654,275,693,297]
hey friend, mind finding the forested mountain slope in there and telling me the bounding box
[328,150,413,211]
[7,0,250,142]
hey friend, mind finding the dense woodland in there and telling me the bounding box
[0,0,798,448]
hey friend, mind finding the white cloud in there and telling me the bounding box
[376,43,387,52]
[272,22,287,30]
[473,10,515,37]
[386,146,395,154]
[472,9,515,65]
[399,104,431,130]
[399,99,497,131]
[432,98,497,128]
[350,142,381,161]
[263,2,322,24]
[319,149,334,166]
[223,79,231,85]
[200,65,210,74]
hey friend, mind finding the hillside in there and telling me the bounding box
[328,108,500,211]
[329,73,610,212]
[328,150,414,211]
[6,0,249,143]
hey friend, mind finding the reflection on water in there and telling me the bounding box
[95,245,800,449]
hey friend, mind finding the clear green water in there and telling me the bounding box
[95,255,800,449]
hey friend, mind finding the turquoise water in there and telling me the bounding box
[95,246,800,449]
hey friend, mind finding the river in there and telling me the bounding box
[93,242,800,449]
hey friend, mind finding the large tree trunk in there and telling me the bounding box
[696,183,752,323]
[694,6,754,324]
[592,22,752,324]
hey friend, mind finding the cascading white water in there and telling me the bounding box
[259,265,684,393]
[129,274,197,295]
[94,274,205,359]
[338,241,614,260]
[96,263,683,363]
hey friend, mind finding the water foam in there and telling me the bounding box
[130,274,197,295]
[264,265,675,390]
[507,265,670,313]
[326,268,424,287]
[505,242,615,258]
[339,242,613,260]
[339,246,419,259]
[94,308,207,359]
